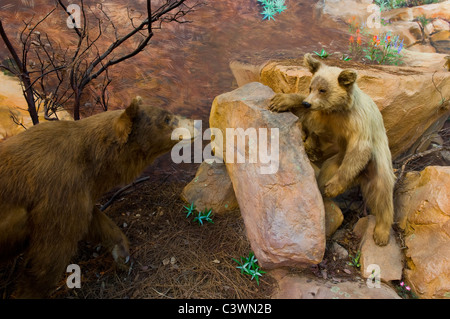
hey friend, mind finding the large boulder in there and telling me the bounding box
[209,82,326,268]
[181,161,239,215]
[316,0,450,54]
[230,58,450,159]
[395,166,450,299]
[0,73,72,139]
[353,216,403,282]
[271,269,401,299]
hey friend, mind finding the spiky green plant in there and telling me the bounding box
[233,252,266,285]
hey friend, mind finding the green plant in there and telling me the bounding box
[342,54,352,61]
[374,0,444,11]
[183,203,213,225]
[415,14,433,43]
[193,209,213,225]
[313,48,330,59]
[396,281,418,299]
[257,0,287,21]
[233,252,266,285]
[348,250,361,268]
[183,202,196,218]
[363,33,404,65]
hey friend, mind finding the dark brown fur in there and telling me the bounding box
[0,97,193,298]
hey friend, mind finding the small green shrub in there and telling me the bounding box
[233,252,266,285]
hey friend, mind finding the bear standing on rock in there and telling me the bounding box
[0,97,194,298]
[269,54,395,246]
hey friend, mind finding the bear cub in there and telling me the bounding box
[269,54,395,246]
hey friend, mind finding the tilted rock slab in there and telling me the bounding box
[353,216,403,282]
[395,166,450,299]
[209,82,325,268]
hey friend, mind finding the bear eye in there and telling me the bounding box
[164,116,171,124]
[319,89,327,94]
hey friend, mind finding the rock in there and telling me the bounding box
[384,2,450,22]
[229,60,267,88]
[317,0,449,55]
[315,0,373,24]
[271,270,401,299]
[430,30,450,53]
[229,58,450,159]
[0,73,72,139]
[395,166,450,299]
[330,242,349,260]
[353,216,403,282]
[181,161,239,215]
[324,199,344,238]
[209,82,326,268]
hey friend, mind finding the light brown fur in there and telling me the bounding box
[269,54,395,246]
[0,97,193,298]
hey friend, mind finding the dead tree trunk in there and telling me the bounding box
[0,20,39,125]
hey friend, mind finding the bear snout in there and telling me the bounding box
[302,101,312,109]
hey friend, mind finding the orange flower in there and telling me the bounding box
[357,36,362,45]
[387,36,391,42]
[373,35,378,42]
[356,29,360,34]
[349,36,354,43]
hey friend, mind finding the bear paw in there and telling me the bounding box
[373,226,390,246]
[111,241,131,271]
[268,94,294,113]
[323,177,346,198]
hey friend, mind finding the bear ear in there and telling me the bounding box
[304,53,322,74]
[338,69,357,88]
[114,96,142,144]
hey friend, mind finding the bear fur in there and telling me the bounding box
[0,97,194,298]
[269,54,395,246]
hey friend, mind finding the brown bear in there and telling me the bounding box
[0,97,194,298]
[269,54,395,246]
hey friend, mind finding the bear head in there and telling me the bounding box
[114,96,195,159]
[302,53,357,113]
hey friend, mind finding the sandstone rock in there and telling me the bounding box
[353,216,403,282]
[330,242,349,260]
[384,2,450,22]
[324,199,344,238]
[209,82,326,268]
[229,59,450,159]
[395,166,450,299]
[317,0,449,55]
[229,60,267,88]
[315,0,373,24]
[271,270,401,299]
[317,0,450,27]
[0,73,72,139]
[181,161,239,215]
[430,30,450,53]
